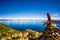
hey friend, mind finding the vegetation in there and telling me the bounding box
[0,23,60,40]
[0,23,42,40]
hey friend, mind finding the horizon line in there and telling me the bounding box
[0,18,60,21]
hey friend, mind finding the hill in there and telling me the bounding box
[0,23,42,40]
[38,23,60,40]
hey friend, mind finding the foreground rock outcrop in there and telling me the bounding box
[38,23,60,40]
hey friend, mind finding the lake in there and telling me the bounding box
[0,20,60,32]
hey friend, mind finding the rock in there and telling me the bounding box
[38,23,60,40]
[1,37,6,40]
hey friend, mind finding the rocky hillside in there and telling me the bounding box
[0,23,42,40]
[38,23,60,40]
[0,23,60,40]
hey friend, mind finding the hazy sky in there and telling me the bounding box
[0,0,60,18]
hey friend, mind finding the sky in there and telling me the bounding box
[0,0,60,19]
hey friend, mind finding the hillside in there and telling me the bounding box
[38,23,60,40]
[0,23,42,40]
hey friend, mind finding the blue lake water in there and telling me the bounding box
[0,20,60,32]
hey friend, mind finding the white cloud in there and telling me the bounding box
[53,14,58,17]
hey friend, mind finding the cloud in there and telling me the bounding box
[53,14,59,17]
